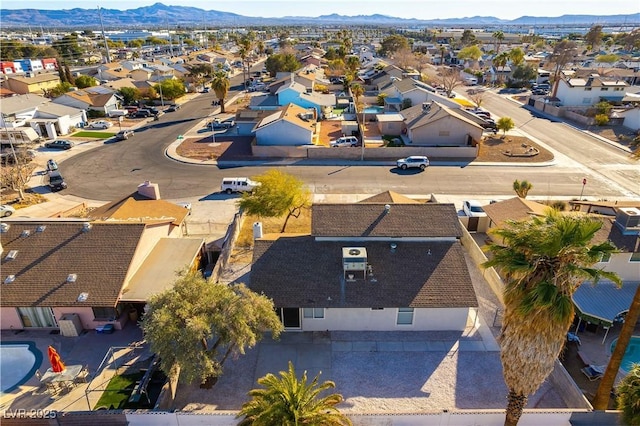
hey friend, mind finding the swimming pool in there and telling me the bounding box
[610,335,640,375]
[0,341,42,394]
[363,106,384,114]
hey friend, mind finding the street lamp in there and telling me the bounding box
[579,178,587,200]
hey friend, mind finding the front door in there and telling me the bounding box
[467,216,479,232]
[279,308,301,329]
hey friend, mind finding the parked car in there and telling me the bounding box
[531,89,549,96]
[133,110,152,118]
[47,171,67,191]
[88,120,113,129]
[44,140,74,150]
[116,130,135,140]
[166,104,181,112]
[479,118,498,133]
[462,200,487,217]
[0,204,16,217]
[330,136,359,147]
[396,156,429,170]
[220,177,260,194]
[46,159,58,171]
[209,118,235,130]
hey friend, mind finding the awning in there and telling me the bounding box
[119,238,204,302]
[572,280,639,327]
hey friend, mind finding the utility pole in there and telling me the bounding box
[97,7,111,63]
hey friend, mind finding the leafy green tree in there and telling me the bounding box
[239,170,311,233]
[511,64,537,84]
[595,101,612,116]
[614,364,640,425]
[265,53,301,76]
[47,82,73,98]
[379,34,410,57]
[595,54,619,63]
[141,272,283,387]
[458,45,482,64]
[118,87,141,106]
[237,361,351,426]
[496,117,515,137]
[74,75,98,89]
[508,48,525,66]
[585,25,604,51]
[52,34,83,61]
[154,79,186,100]
[211,70,230,113]
[483,212,621,426]
[459,29,477,47]
[512,179,533,198]
[594,114,609,126]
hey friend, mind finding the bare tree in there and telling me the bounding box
[469,91,485,108]
[438,67,462,97]
[0,157,35,200]
[549,40,578,97]
[393,47,417,71]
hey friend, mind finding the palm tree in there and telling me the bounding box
[493,30,505,55]
[512,179,533,198]
[493,51,510,85]
[593,284,640,409]
[237,361,352,426]
[613,363,640,425]
[210,70,230,114]
[483,211,621,426]
[350,83,364,109]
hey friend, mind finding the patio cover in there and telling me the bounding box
[119,238,204,302]
[572,280,639,327]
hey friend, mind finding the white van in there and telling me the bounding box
[220,177,260,194]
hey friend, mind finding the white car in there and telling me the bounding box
[89,120,113,129]
[220,177,260,194]
[396,156,429,170]
[330,136,359,147]
[462,200,487,217]
[1,204,16,217]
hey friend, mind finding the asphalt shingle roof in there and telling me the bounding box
[250,237,478,309]
[0,222,145,307]
[312,203,462,238]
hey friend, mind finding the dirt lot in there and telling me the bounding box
[476,135,554,163]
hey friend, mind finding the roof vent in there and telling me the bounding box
[82,222,92,232]
[4,275,16,284]
[5,250,18,261]
[21,229,31,238]
[390,243,397,252]
[0,223,9,233]
[36,225,47,232]
[77,292,88,302]
[384,204,391,214]
[67,274,78,283]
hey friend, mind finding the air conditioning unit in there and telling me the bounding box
[342,247,367,272]
[615,208,640,235]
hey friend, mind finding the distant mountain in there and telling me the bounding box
[0,2,638,28]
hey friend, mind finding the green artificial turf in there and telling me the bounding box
[94,372,143,410]
[72,132,115,139]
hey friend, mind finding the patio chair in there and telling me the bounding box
[581,364,605,381]
[74,365,90,384]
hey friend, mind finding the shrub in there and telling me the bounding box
[594,114,609,126]
[549,201,566,211]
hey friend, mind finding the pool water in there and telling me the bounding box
[0,342,42,394]
[363,106,384,114]
[610,336,640,374]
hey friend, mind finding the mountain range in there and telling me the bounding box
[1,3,638,28]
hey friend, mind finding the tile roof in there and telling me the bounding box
[87,194,189,226]
[250,237,477,309]
[482,197,550,228]
[0,222,145,307]
[312,203,462,238]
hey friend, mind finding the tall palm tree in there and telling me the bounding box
[493,30,505,55]
[237,361,352,426]
[493,51,510,85]
[593,284,640,409]
[210,70,230,114]
[483,211,621,426]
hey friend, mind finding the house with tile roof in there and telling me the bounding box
[0,211,205,333]
[253,103,318,146]
[248,200,478,331]
[399,101,483,146]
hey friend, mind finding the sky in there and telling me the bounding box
[2,0,637,21]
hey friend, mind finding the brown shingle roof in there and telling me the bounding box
[87,194,188,226]
[0,222,145,307]
[482,197,549,228]
[312,203,462,238]
[250,237,477,308]
[593,217,640,252]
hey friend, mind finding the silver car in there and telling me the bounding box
[396,156,429,170]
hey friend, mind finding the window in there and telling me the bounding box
[584,87,592,91]
[630,252,640,262]
[599,253,611,263]
[371,307,384,311]
[92,307,117,321]
[600,87,609,91]
[303,307,324,319]
[438,131,450,137]
[397,308,414,325]
[582,98,592,104]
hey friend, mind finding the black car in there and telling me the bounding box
[133,110,152,118]
[44,140,74,150]
[48,171,67,191]
[166,104,180,112]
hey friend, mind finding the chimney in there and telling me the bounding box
[137,180,161,200]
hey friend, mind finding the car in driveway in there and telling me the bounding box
[396,156,429,170]
[1,204,16,217]
[88,120,113,129]
[44,140,74,150]
[462,200,487,217]
[330,136,359,147]
[209,118,235,130]
[115,130,135,140]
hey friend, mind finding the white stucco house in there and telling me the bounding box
[248,195,479,331]
[253,103,318,146]
[555,74,629,107]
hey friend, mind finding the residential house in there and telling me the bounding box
[52,88,119,116]
[253,103,318,146]
[617,106,640,131]
[379,78,432,111]
[555,74,628,107]
[0,187,205,333]
[14,59,44,74]
[31,102,87,139]
[399,101,483,146]
[248,200,478,331]
[275,78,336,118]
[4,74,60,95]
[95,63,131,82]
[1,61,17,74]
[41,58,58,71]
